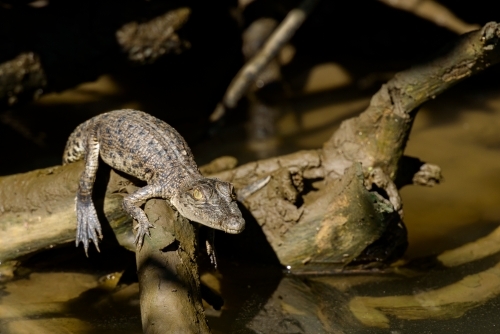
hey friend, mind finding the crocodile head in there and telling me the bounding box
[171,178,245,234]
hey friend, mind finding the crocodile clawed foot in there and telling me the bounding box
[134,221,156,249]
[76,198,102,256]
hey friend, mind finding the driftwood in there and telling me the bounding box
[2,23,500,271]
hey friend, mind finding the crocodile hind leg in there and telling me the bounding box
[76,133,103,255]
[122,185,163,249]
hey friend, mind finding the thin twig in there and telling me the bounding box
[210,0,320,122]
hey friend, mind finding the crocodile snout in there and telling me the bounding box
[224,215,245,234]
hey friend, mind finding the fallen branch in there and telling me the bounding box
[321,22,500,182]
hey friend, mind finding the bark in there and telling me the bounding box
[136,199,211,334]
[0,161,134,263]
[0,53,46,106]
[116,8,191,64]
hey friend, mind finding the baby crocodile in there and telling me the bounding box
[63,109,245,254]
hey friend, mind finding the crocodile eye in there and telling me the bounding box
[192,189,204,200]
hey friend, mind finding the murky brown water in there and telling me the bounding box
[2,65,500,333]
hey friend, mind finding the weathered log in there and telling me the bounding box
[212,22,500,269]
[136,199,211,333]
[0,155,400,270]
[322,22,500,181]
[260,163,403,269]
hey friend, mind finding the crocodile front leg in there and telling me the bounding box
[205,229,217,269]
[76,134,102,255]
[122,185,163,249]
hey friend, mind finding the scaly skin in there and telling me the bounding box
[63,109,245,255]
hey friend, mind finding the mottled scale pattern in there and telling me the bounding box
[64,109,245,255]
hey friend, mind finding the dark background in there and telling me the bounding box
[0,0,497,176]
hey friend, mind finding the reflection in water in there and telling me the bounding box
[0,271,141,333]
[3,253,500,333]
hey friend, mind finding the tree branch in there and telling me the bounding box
[210,0,319,121]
